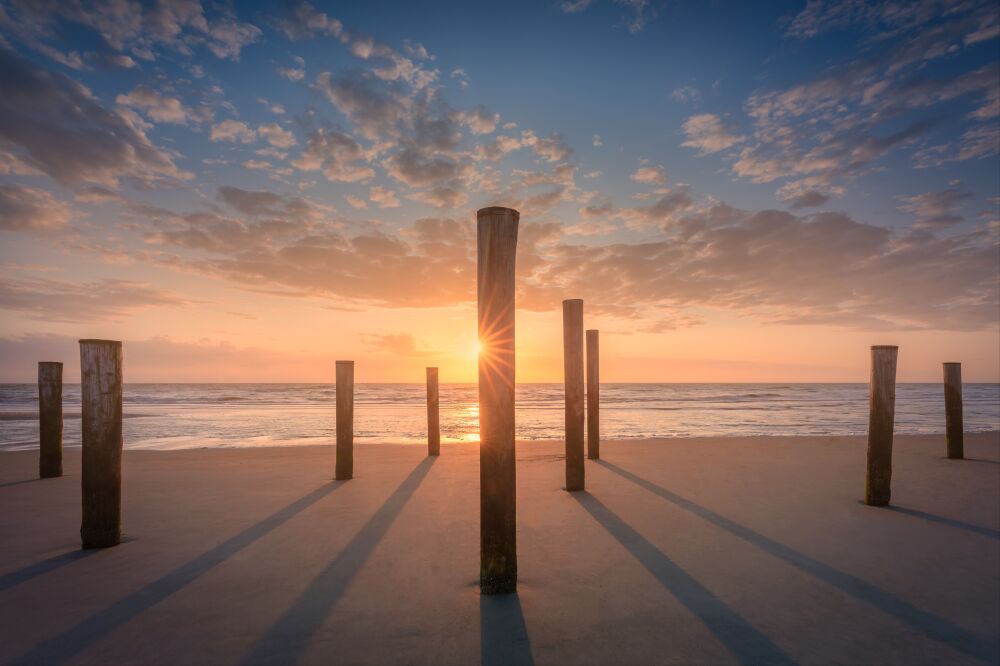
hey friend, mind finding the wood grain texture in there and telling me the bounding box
[427,367,440,457]
[563,299,585,491]
[38,361,63,479]
[477,206,519,594]
[336,361,354,480]
[79,340,123,548]
[865,345,898,506]
[943,362,964,460]
[586,330,600,461]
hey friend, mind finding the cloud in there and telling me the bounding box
[402,40,433,61]
[681,114,745,155]
[210,119,256,143]
[258,122,297,148]
[518,204,999,330]
[316,70,411,142]
[775,180,844,209]
[362,332,434,356]
[592,134,603,147]
[369,185,400,208]
[898,188,975,230]
[460,105,499,135]
[345,194,367,209]
[292,129,375,183]
[277,2,344,40]
[450,68,469,88]
[0,49,188,187]
[630,165,667,185]
[116,85,191,124]
[0,185,71,232]
[217,186,284,215]
[522,131,573,163]
[670,86,701,105]
[725,3,1000,200]
[559,0,655,32]
[0,277,187,322]
[1,0,260,62]
[277,65,305,80]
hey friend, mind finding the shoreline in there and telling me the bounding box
[2,430,1000,453]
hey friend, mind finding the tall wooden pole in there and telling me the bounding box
[943,362,963,460]
[563,299,585,491]
[427,367,440,456]
[79,340,123,548]
[477,206,519,595]
[586,329,600,461]
[38,361,63,478]
[865,345,898,507]
[336,360,354,480]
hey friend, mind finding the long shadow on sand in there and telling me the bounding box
[480,593,533,666]
[0,478,46,489]
[0,550,97,593]
[242,457,437,665]
[11,481,345,665]
[573,492,796,666]
[596,460,999,665]
[885,506,1000,540]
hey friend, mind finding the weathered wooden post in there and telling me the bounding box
[79,340,123,548]
[865,345,898,507]
[943,362,963,460]
[336,360,354,480]
[38,361,63,478]
[563,299,585,491]
[427,367,440,456]
[586,330,599,461]
[477,206,519,594]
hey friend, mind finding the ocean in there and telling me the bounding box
[0,383,997,451]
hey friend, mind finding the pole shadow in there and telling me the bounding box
[573,492,795,666]
[962,458,1000,466]
[0,550,97,593]
[480,592,533,666]
[11,481,344,665]
[243,457,437,665]
[596,460,999,665]
[0,479,47,489]
[884,506,1000,540]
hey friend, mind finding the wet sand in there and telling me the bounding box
[1,434,998,665]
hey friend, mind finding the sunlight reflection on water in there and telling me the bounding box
[0,383,997,451]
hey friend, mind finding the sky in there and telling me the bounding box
[0,0,997,383]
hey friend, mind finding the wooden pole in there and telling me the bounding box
[477,206,519,595]
[563,299,585,491]
[335,361,354,480]
[79,339,123,548]
[865,345,898,507]
[943,362,963,460]
[38,361,63,478]
[427,367,440,456]
[586,329,599,461]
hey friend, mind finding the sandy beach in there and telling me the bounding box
[1,434,998,665]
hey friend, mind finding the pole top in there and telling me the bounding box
[870,345,898,350]
[78,339,122,346]
[586,329,599,335]
[942,361,961,366]
[38,361,63,367]
[563,298,583,306]
[336,360,355,366]
[477,206,520,221]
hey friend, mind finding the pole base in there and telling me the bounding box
[81,528,121,549]
[480,574,517,595]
